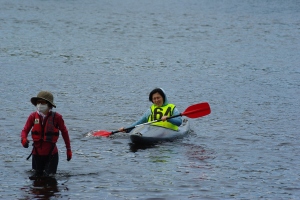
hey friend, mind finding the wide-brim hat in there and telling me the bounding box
[31,91,56,108]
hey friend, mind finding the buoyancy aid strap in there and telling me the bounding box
[48,143,56,157]
[44,112,58,141]
[26,143,34,160]
[52,112,56,126]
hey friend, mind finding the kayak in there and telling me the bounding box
[92,102,210,138]
[129,119,190,145]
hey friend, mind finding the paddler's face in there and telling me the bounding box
[152,92,164,107]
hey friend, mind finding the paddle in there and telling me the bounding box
[93,102,211,137]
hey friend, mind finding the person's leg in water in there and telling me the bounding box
[44,153,59,176]
[32,155,46,177]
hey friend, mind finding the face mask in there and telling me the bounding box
[37,103,48,113]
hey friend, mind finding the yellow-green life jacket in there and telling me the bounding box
[148,104,178,131]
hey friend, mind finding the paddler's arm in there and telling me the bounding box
[119,109,150,133]
[165,107,182,126]
[129,109,150,127]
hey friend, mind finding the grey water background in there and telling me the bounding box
[1,0,299,199]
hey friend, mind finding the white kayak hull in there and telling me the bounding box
[129,119,190,145]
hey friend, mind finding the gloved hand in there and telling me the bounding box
[21,138,29,148]
[67,149,72,161]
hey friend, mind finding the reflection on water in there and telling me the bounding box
[184,143,216,162]
[30,177,59,199]
[129,143,157,153]
[20,172,72,200]
[21,176,60,199]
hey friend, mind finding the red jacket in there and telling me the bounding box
[21,111,71,156]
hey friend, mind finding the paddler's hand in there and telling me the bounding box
[118,127,126,132]
[161,116,168,121]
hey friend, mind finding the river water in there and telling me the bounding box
[1,0,299,199]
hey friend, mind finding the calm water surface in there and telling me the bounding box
[1,0,299,199]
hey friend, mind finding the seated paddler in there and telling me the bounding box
[119,88,182,132]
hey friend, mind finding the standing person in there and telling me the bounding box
[119,88,182,132]
[21,91,72,177]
